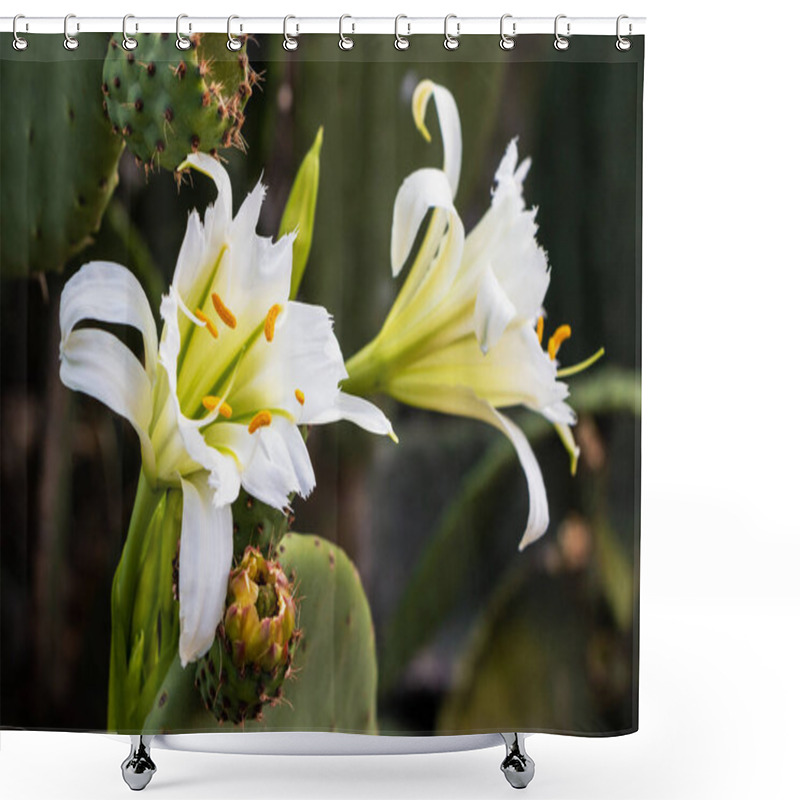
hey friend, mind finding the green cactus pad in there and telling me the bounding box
[143,534,378,734]
[102,33,258,172]
[231,493,290,558]
[0,34,124,278]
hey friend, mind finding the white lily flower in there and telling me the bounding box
[346,80,602,551]
[59,154,395,665]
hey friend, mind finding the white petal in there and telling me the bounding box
[59,328,156,479]
[305,392,396,440]
[172,210,206,302]
[261,416,316,499]
[496,411,550,550]
[202,422,296,511]
[178,474,233,666]
[60,261,159,380]
[412,80,463,197]
[391,168,456,276]
[386,380,549,549]
[474,266,517,354]
[179,153,233,224]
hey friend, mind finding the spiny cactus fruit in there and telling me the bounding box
[102,32,259,172]
[1,33,124,278]
[194,546,300,724]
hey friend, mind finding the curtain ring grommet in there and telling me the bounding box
[554,14,570,51]
[122,14,138,51]
[227,15,242,51]
[12,14,28,51]
[444,14,460,51]
[394,15,410,50]
[176,14,192,50]
[63,13,79,51]
[499,14,516,50]
[616,14,632,51]
[339,14,354,50]
[283,16,299,51]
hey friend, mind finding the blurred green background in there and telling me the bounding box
[1,34,641,734]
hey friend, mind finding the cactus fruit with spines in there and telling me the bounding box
[194,547,300,724]
[0,34,124,277]
[102,32,259,172]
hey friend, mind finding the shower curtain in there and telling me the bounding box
[0,30,643,738]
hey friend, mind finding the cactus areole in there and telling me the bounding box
[194,547,300,724]
[102,32,259,171]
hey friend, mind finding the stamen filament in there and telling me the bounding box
[294,389,305,405]
[212,292,237,329]
[195,308,219,339]
[202,395,232,418]
[536,316,544,345]
[264,304,283,343]
[248,410,273,433]
[557,347,606,378]
[547,324,572,360]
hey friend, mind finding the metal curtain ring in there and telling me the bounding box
[283,16,299,51]
[176,14,191,50]
[63,13,79,51]
[444,14,460,51]
[12,14,28,51]
[122,14,138,51]
[394,15,410,50]
[500,14,515,50]
[339,15,354,50]
[616,15,632,51]
[227,15,242,51]
[554,14,570,51]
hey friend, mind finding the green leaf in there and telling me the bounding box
[280,127,323,300]
[379,366,641,693]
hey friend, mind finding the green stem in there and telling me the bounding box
[108,471,166,732]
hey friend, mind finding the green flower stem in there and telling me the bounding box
[108,472,181,732]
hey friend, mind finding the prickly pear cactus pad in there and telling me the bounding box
[0,34,124,277]
[144,534,378,734]
[102,33,258,171]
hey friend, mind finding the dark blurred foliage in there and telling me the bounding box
[1,35,641,732]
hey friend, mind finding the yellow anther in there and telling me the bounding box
[248,410,273,434]
[195,308,219,339]
[211,292,237,329]
[547,324,572,360]
[294,389,305,405]
[263,304,283,343]
[536,316,544,344]
[202,395,232,418]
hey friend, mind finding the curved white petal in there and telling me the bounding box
[60,261,159,380]
[474,265,517,354]
[305,392,396,440]
[178,473,233,666]
[179,153,233,225]
[391,168,456,276]
[386,379,549,549]
[59,328,156,479]
[261,416,316,499]
[412,79,462,197]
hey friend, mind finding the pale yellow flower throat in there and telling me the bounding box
[190,293,304,432]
